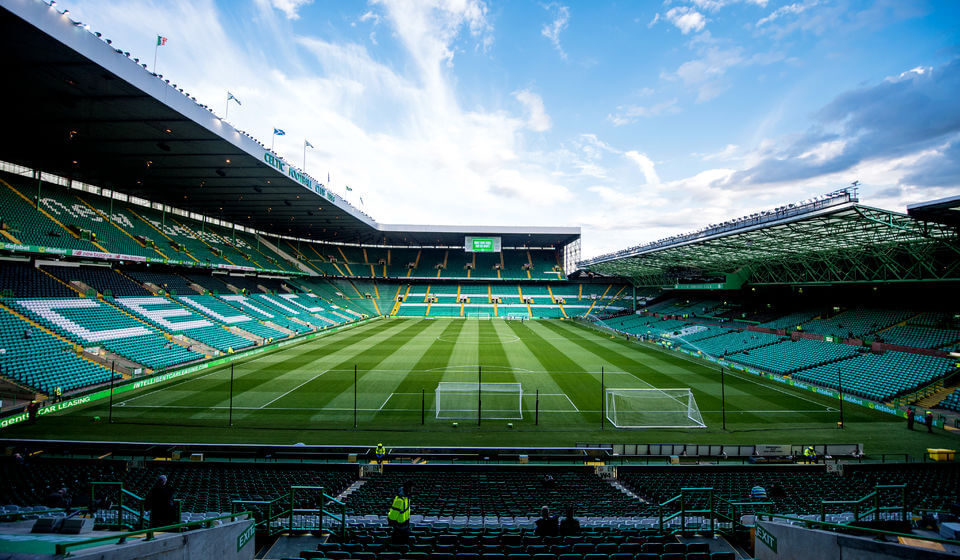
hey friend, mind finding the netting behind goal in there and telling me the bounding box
[466,312,491,320]
[435,382,522,419]
[605,388,706,428]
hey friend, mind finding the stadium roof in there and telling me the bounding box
[0,1,578,249]
[580,190,960,287]
[908,195,960,228]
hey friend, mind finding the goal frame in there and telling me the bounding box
[435,382,523,420]
[466,312,491,320]
[605,387,706,429]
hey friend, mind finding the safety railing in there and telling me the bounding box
[232,485,346,539]
[658,487,773,536]
[290,485,347,537]
[54,511,251,556]
[90,482,182,531]
[819,484,906,524]
[0,508,67,522]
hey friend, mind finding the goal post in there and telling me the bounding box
[605,388,706,428]
[435,382,523,420]
[466,312,491,320]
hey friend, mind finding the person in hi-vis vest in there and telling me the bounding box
[387,481,412,544]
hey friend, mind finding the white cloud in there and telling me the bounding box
[672,44,743,101]
[690,0,769,11]
[625,151,660,185]
[359,10,380,25]
[608,98,680,126]
[756,0,819,27]
[695,143,740,161]
[665,7,706,34]
[269,0,312,20]
[648,13,660,28]
[540,3,570,59]
[513,89,552,132]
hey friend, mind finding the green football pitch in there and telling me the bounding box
[8,318,953,455]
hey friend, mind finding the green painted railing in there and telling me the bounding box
[90,482,182,531]
[54,510,252,556]
[232,485,346,540]
[657,487,773,536]
[819,484,907,524]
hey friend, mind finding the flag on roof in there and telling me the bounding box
[156,35,167,46]
[345,186,353,191]
[305,140,314,148]
[273,128,286,136]
[227,91,241,105]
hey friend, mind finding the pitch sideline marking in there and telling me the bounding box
[113,404,839,415]
[259,369,330,409]
[116,342,308,406]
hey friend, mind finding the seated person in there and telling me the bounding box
[535,505,559,537]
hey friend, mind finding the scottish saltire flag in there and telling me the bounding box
[345,186,353,191]
[305,140,314,148]
[273,128,286,136]
[227,91,241,105]
[156,35,167,46]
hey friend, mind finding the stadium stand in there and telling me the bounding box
[347,469,640,518]
[0,305,119,393]
[178,295,289,341]
[800,308,915,340]
[935,389,960,412]
[219,294,315,334]
[0,174,99,253]
[797,350,956,401]
[876,324,960,349]
[14,297,204,370]
[0,260,77,298]
[115,296,255,353]
[42,264,149,297]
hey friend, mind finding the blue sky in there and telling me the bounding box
[59,0,960,257]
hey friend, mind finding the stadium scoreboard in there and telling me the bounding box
[465,236,501,252]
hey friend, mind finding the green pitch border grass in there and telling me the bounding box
[3,318,956,457]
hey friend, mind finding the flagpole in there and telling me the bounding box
[303,142,306,170]
[225,93,230,120]
[271,131,276,151]
[153,41,159,74]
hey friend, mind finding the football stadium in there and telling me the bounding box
[0,1,958,559]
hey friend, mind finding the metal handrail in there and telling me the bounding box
[90,482,145,530]
[0,508,67,522]
[757,512,960,547]
[659,487,774,535]
[290,485,347,539]
[54,510,252,556]
[819,484,906,523]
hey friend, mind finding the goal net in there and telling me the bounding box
[605,388,706,428]
[436,382,523,420]
[466,312,491,320]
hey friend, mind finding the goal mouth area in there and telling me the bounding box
[604,387,707,429]
[435,382,524,420]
